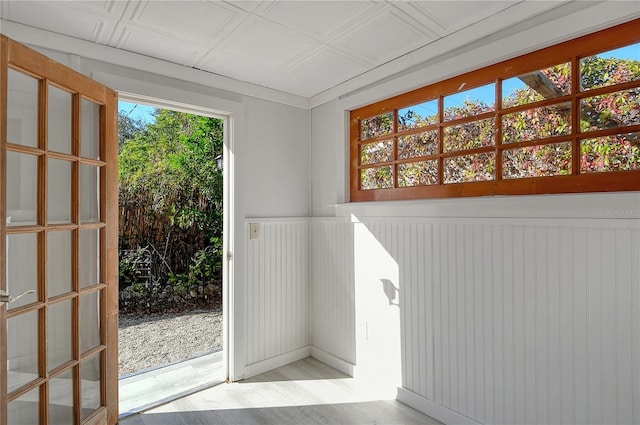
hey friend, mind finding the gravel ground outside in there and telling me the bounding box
[118,308,223,377]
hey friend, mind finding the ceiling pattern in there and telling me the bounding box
[1,1,569,98]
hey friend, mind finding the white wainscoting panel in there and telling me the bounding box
[309,219,356,369]
[245,220,309,373]
[310,216,640,425]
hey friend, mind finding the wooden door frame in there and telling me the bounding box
[0,35,118,425]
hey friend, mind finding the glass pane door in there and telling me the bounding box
[1,35,118,425]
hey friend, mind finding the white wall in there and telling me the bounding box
[310,3,640,425]
[243,100,309,218]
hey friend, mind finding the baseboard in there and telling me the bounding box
[243,346,310,379]
[396,387,481,425]
[309,346,356,377]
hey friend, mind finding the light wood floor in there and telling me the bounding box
[120,357,441,425]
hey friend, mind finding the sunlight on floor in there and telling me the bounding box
[120,357,441,425]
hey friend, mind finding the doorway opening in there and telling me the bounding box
[115,97,229,417]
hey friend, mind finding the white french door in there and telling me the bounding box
[1,36,118,425]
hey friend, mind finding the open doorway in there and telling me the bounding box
[115,97,229,417]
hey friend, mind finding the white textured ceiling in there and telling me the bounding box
[0,0,575,99]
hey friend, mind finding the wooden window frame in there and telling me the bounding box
[350,19,640,202]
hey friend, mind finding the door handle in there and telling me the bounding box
[0,289,36,305]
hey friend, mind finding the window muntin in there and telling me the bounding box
[350,19,640,201]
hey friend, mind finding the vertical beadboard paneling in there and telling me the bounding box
[245,220,309,367]
[408,220,639,425]
[308,217,639,425]
[617,227,635,424]
[309,219,355,364]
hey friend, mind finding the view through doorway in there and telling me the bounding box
[116,98,227,417]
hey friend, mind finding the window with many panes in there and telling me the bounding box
[350,19,640,202]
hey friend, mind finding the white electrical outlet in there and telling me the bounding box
[249,223,260,240]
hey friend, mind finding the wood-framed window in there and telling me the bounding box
[350,19,640,202]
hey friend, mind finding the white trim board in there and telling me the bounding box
[242,347,311,381]
[397,388,482,425]
[310,346,356,378]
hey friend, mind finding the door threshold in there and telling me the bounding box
[119,350,225,418]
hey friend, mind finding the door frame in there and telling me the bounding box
[116,92,233,385]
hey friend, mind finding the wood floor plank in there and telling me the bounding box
[120,357,441,425]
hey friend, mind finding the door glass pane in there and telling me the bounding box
[7,310,39,393]
[81,164,100,223]
[49,368,74,425]
[47,300,73,371]
[48,85,72,154]
[81,98,101,160]
[48,158,72,224]
[80,290,101,354]
[7,151,38,226]
[81,353,102,419]
[8,385,40,425]
[47,231,72,298]
[7,233,39,310]
[7,68,39,148]
[80,229,100,288]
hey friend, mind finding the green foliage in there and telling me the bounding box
[168,243,222,294]
[118,109,224,310]
[119,109,223,241]
[118,247,151,289]
[118,111,147,152]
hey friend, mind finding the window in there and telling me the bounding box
[350,19,640,202]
